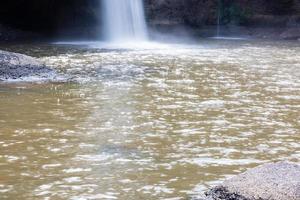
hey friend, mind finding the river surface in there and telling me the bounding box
[0,39,300,199]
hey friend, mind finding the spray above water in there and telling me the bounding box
[57,0,168,49]
[102,0,148,43]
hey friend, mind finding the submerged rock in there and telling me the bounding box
[0,50,55,81]
[203,162,300,200]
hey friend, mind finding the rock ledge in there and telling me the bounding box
[203,162,300,200]
[0,50,55,81]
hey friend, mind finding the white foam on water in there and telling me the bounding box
[210,36,250,40]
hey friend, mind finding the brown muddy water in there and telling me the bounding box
[0,39,299,199]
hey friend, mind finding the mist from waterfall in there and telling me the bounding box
[102,0,148,43]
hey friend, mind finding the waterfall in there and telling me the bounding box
[217,3,221,37]
[102,0,148,43]
[216,0,223,37]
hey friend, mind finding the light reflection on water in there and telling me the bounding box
[0,39,300,199]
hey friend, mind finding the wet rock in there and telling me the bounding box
[0,50,55,81]
[0,24,40,42]
[203,162,300,200]
[204,187,249,200]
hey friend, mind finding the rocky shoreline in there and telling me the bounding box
[0,50,56,82]
[200,162,300,200]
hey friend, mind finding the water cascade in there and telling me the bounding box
[216,0,222,37]
[102,0,148,43]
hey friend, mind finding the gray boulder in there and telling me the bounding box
[0,50,55,81]
[203,162,300,200]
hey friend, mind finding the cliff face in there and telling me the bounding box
[145,0,218,27]
[0,0,101,40]
[0,0,299,41]
[143,0,220,39]
[0,1,100,31]
[145,0,300,39]
[145,0,300,27]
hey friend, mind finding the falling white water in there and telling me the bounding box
[102,0,148,43]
